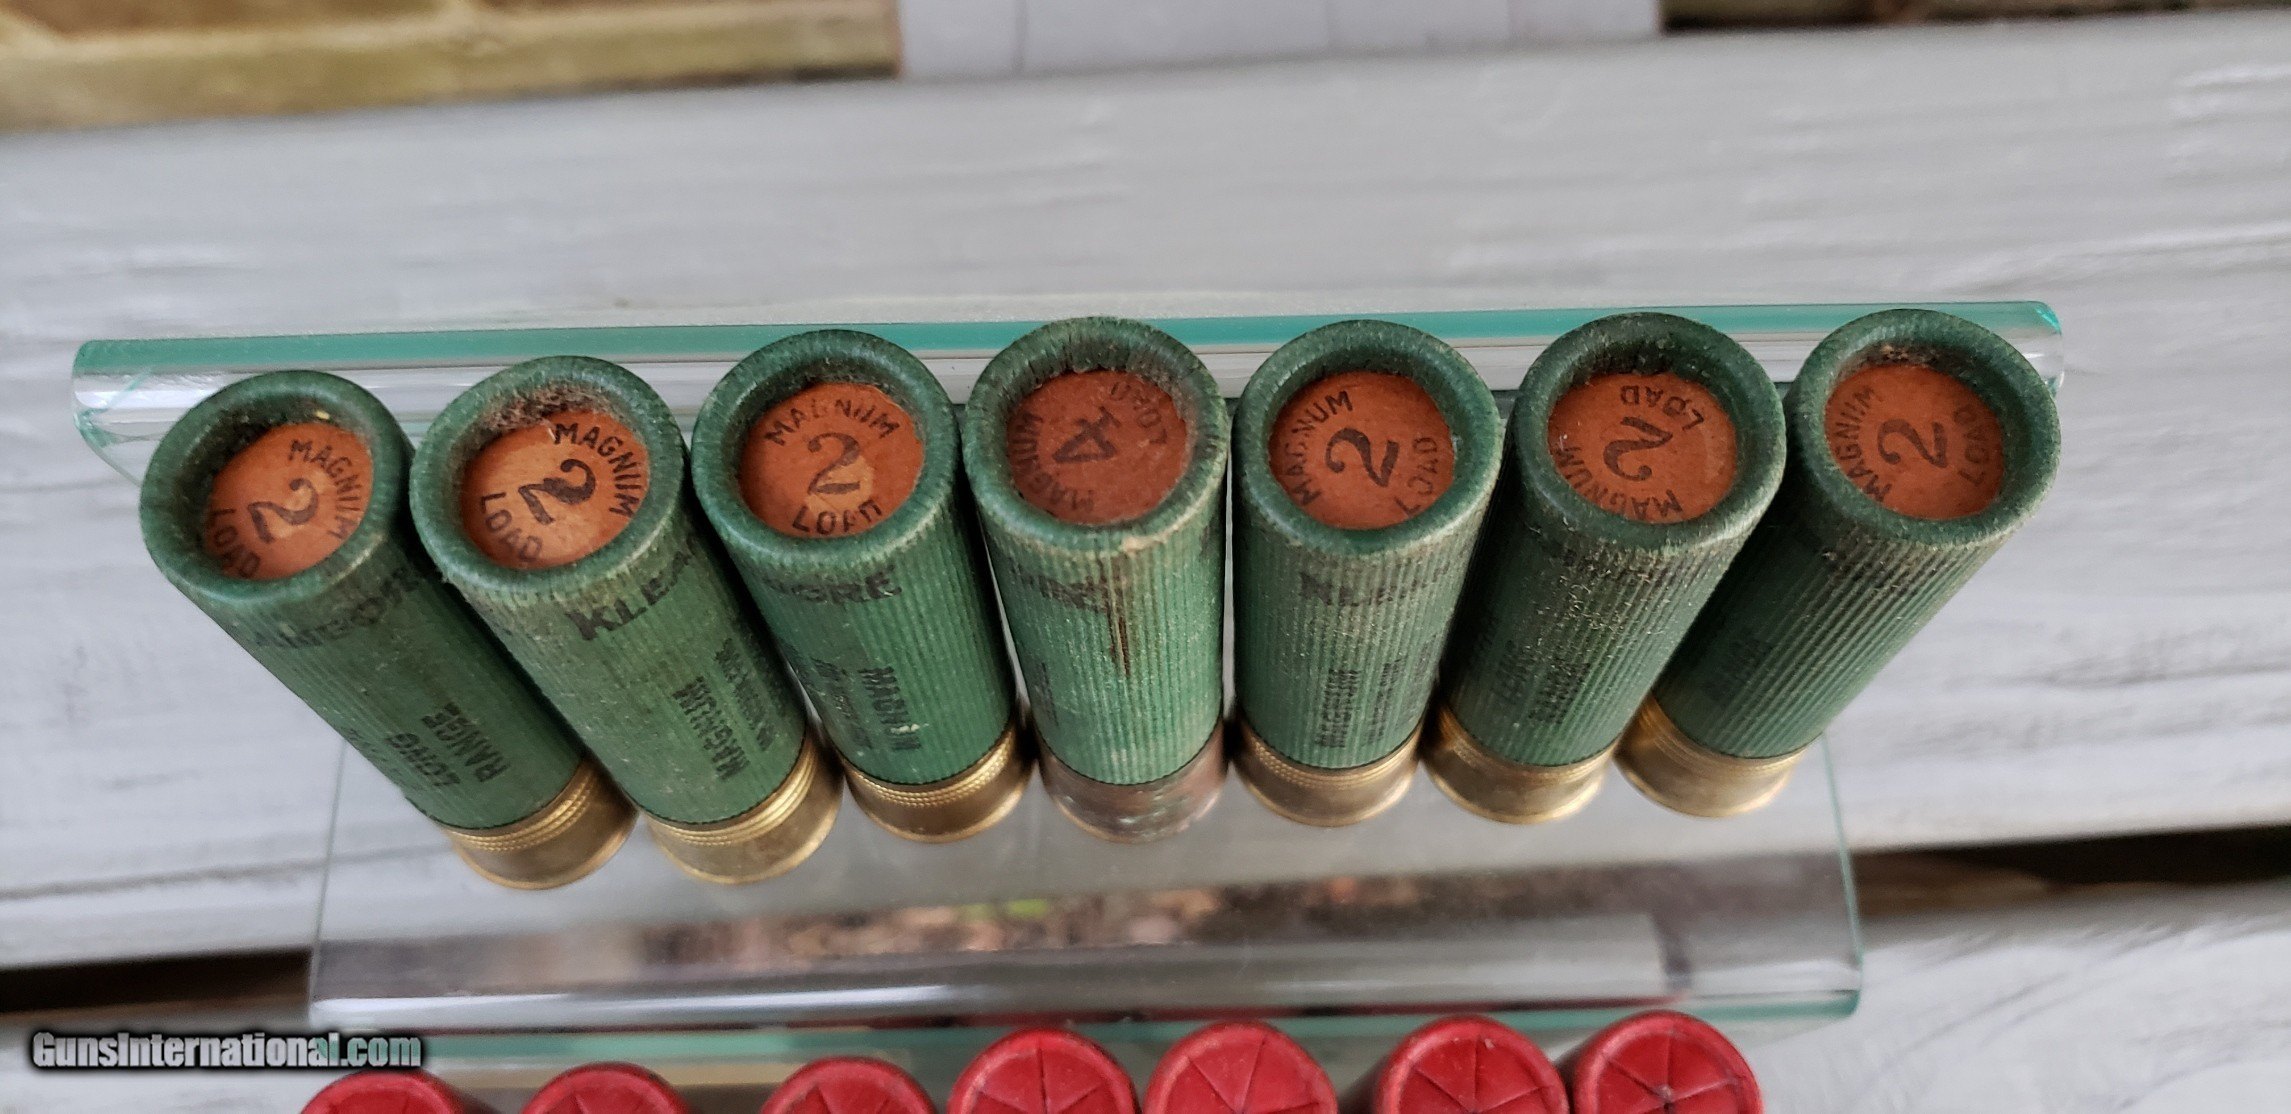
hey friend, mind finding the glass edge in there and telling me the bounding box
[1816,737,1867,1001]
[72,302,2062,373]
[416,993,1858,1065]
[305,742,354,1024]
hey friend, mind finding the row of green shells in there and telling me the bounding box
[141,308,2057,845]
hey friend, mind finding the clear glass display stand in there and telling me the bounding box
[73,302,2063,1102]
[312,734,1859,1097]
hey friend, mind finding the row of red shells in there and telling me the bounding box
[306,1011,1758,1114]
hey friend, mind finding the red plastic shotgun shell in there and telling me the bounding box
[762,1057,937,1114]
[1145,1022,1337,1114]
[305,1070,491,1114]
[1347,1016,1565,1114]
[524,1062,691,1114]
[952,1028,1137,1114]
[1559,1011,1759,1114]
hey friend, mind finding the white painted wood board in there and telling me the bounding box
[1,11,2287,965]
[895,0,1658,80]
[1754,883,2291,1111]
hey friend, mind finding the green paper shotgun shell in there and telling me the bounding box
[692,330,1028,843]
[140,371,634,889]
[1232,320,1501,826]
[1430,313,1788,824]
[1625,308,2060,816]
[963,317,1231,842]
[409,356,839,883]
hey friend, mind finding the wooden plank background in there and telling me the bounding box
[2,10,2288,967]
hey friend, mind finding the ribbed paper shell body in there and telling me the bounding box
[140,371,582,831]
[1234,321,1500,769]
[962,318,1230,786]
[1653,309,2061,759]
[1438,314,1787,768]
[410,356,805,825]
[693,330,1015,785]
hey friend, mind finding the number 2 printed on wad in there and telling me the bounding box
[461,409,650,569]
[1547,372,1737,525]
[741,382,924,540]
[1825,362,2003,520]
[204,422,372,580]
[1272,370,1455,531]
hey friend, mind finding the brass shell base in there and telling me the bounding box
[1040,723,1227,844]
[845,722,1032,843]
[441,759,636,890]
[644,734,842,884]
[1423,704,1612,825]
[1616,698,1805,818]
[1234,718,1416,827]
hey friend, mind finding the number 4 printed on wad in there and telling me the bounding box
[1005,370,1189,527]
